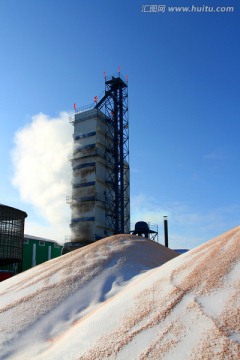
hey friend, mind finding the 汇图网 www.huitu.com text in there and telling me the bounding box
[141,4,235,13]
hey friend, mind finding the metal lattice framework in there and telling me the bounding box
[0,204,27,271]
[96,74,130,235]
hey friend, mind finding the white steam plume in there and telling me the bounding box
[12,112,73,243]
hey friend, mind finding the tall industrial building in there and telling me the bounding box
[66,73,130,250]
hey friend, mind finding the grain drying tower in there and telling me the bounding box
[65,72,130,251]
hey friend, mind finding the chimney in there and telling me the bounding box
[163,216,168,248]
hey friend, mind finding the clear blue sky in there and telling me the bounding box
[0,0,239,248]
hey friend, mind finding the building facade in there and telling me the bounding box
[69,108,111,243]
[22,235,62,272]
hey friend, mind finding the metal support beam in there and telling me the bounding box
[96,74,130,235]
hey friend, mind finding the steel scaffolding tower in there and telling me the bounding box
[95,73,130,235]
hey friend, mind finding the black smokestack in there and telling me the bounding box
[164,216,169,248]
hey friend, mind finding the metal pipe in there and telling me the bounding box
[163,216,169,248]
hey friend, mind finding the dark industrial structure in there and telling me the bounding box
[64,71,130,253]
[0,204,27,280]
[164,216,169,247]
[130,221,158,241]
[96,74,130,236]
